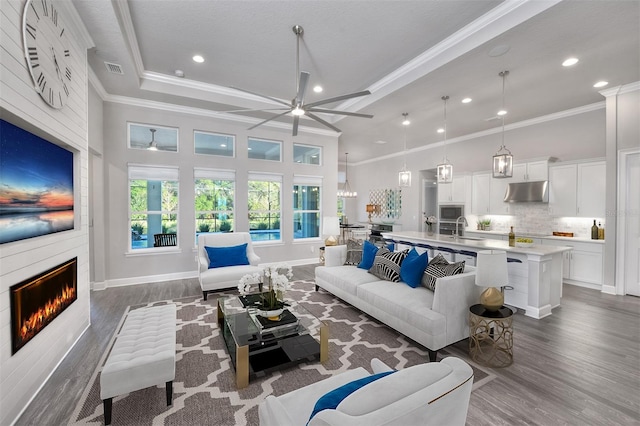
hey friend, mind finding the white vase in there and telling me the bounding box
[258,308,284,319]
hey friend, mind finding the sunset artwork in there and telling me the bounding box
[0,119,74,244]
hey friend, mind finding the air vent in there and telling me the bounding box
[104,62,124,75]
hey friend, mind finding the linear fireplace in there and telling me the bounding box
[10,257,77,355]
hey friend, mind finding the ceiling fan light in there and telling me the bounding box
[291,106,305,116]
[313,85,323,93]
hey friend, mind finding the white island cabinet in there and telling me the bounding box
[382,231,572,319]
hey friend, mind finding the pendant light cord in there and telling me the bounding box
[499,70,509,151]
[442,95,449,161]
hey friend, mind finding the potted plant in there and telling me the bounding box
[238,264,293,319]
[424,215,437,235]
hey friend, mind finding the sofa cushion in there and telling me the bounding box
[400,248,429,288]
[357,281,443,335]
[422,260,466,291]
[368,248,409,282]
[308,371,395,422]
[344,239,364,266]
[205,243,249,268]
[429,253,450,266]
[316,265,380,295]
[357,240,379,270]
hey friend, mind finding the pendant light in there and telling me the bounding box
[493,70,513,178]
[147,128,158,151]
[436,96,453,183]
[398,113,411,187]
[337,152,357,198]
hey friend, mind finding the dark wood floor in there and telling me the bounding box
[15,265,640,425]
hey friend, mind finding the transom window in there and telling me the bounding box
[128,123,178,152]
[293,144,321,165]
[194,131,234,157]
[248,137,282,161]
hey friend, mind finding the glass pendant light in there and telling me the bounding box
[493,70,513,178]
[436,96,453,183]
[337,152,357,198]
[398,113,411,187]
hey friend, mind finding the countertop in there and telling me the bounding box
[382,230,573,256]
[464,229,605,244]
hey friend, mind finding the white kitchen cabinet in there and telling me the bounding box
[438,175,470,204]
[471,173,491,214]
[542,239,603,288]
[513,160,549,182]
[577,161,606,218]
[489,177,511,214]
[548,160,605,218]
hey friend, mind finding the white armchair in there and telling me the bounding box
[258,357,473,426]
[197,232,262,300]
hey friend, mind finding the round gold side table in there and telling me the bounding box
[469,304,513,368]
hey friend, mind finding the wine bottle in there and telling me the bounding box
[591,220,598,239]
[598,222,604,240]
[509,226,515,247]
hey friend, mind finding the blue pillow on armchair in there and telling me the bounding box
[205,243,249,268]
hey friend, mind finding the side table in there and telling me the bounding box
[469,304,513,368]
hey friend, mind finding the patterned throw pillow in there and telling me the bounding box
[421,256,465,291]
[368,248,409,282]
[344,239,364,266]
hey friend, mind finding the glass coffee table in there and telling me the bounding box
[217,294,328,388]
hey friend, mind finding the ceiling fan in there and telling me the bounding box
[228,25,374,136]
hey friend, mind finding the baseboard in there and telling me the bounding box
[525,304,552,319]
[260,257,319,268]
[601,284,618,295]
[105,270,198,288]
[91,281,107,291]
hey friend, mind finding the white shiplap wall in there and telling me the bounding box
[0,1,92,424]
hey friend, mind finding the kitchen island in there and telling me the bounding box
[382,231,572,319]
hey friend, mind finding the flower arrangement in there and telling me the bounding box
[238,263,293,312]
[424,214,437,233]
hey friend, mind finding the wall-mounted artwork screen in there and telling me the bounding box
[0,119,74,244]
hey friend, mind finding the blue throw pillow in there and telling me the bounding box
[205,243,249,268]
[400,248,429,288]
[308,371,395,423]
[357,240,379,270]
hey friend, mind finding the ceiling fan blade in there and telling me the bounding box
[296,72,310,105]
[218,108,291,113]
[292,116,300,136]
[305,90,371,108]
[307,108,373,118]
[229,86,291,107]
[306,112,342,133]
[247,110,292,130]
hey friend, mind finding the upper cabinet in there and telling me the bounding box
[489,177,511,215]
[438,175,471,205]
[471,173,491,214]
[512,160,548,182]
[548,160,605,217]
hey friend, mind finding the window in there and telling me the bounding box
[195,168,235,237]
[248,173,282,242]
[128,123,178,152]
[194,131,234,157]
[248,137,282,161]
[129,165,179,250]
[293,176,322,240]
[293,144,321,165]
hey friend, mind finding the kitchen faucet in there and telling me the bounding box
[455,216,468,237]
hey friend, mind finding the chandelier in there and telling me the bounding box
[436,96,453,183]
[398,113,411,187]
[337,152,357,198]
[493,70,513,178]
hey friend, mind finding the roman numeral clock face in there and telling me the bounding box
[22,0,72,109]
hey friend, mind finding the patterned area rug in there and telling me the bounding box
[70,280,495,425]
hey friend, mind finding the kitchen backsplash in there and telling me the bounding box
[468,203,605,238]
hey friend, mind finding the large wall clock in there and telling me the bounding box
[22,0,72,109]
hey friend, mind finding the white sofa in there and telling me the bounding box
[197,232,263,300]
[315,245,480,361]
[258,356,473,426]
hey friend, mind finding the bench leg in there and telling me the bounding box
[428,350,438,362]
[202,291,208,301]
[315,284,319,291]
[166,381,173,406]
[103,398,112,425]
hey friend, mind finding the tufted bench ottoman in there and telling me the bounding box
[100,304,177,425]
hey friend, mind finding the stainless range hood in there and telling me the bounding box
[504,181,548,203]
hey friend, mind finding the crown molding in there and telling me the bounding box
[354,101,605,166]
[599,81,640,97]
[59,1,95,50]
[113,0,145,79]
[100,93,338,137]
[335,0,562,120]
[88,67,108,100]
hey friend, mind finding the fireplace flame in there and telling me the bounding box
[18,283,76,343]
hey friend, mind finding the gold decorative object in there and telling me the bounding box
[469,308,513,368]
[480,287,504,311]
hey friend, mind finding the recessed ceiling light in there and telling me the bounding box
[593,81,608,88]
[488,44,510,57]
[374,140,387,144]
[497,110,507,116]
[174,69,185,78]
[562,57,579,67]
[437,128,445,134]
[461,98,472,104]
[192,55,204,63]
[313,85,323,93]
